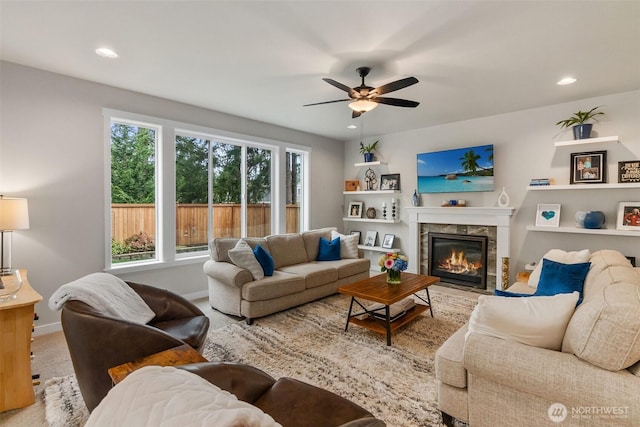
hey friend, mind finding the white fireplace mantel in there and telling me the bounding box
[406,207,515,289]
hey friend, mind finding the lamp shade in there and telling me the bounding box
[0,197,30,231]
[348,99,378,113]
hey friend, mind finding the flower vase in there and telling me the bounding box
[386,269,401,284]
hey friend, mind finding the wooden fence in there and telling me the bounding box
[111,204,300,247]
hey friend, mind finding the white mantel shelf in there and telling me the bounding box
[406,206,515,290]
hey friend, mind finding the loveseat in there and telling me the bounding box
[204,227,370,324]
[436,249,640,426]
[86,363,385,427]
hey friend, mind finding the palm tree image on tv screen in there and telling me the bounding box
[417,144,494,193]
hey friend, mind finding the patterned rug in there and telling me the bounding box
[44,290,476,427]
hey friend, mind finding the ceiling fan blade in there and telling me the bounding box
[373,77,419,96]
[352,110,363,119]
[373,97,420,108]
[303,99,350,107]
[323,78,359,98]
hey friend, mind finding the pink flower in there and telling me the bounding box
[384,259,394,269]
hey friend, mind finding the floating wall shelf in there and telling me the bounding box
[354,161,387,167]
[357,245,400,253]
[526,225,639,237]
[343,190,400,195]
[343,218,400,224]
[554,135,619,147]
[527,183,640,191]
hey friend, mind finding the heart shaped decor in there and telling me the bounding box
[541,211,556,220]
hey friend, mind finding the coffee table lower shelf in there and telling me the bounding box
[348,304,430,335]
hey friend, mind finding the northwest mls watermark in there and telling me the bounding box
[548,403,630,423]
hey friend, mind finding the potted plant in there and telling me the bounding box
[359,140,379,162]
[555,106,605,140]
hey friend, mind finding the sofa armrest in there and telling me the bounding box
[464,332,640,408]
[203,259,253,289]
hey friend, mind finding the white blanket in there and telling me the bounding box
[48,272,155,324]
[86,366,282,427]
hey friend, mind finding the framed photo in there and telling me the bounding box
[349,231,361,244]
[570,151,607,184]
[618,160,640,183]
[347,202,363,218]
[344,180,360,191]
[381,234,395,249]
[380,174,401,190]
[364,230,377,247]
[535,203,561,227]
[616,202,640,231]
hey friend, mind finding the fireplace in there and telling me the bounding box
[428,233,488,289]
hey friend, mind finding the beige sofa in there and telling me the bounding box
[203,227,370,324]
[436,249,640,426]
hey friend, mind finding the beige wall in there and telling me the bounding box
[343,90,640,276]
[0,61,344,331]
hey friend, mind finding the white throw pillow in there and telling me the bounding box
[228,240,264,281]
[331,230,359,259]
[466,292,579,351]
[527,249,591,290]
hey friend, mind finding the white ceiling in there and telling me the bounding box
[1,1,639,142]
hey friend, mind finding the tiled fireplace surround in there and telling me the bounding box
[406,207,515,291]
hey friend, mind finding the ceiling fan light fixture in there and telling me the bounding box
[348,99,377,112]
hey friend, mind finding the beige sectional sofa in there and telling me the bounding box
[436,249,640,426]
[204,227,370,324]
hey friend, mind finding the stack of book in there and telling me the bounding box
[368,298,417,322]
[529,178,553,186]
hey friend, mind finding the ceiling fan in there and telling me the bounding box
[303,67,419,118]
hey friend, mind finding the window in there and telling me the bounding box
[105,110,308,271]
[110,120,159,265]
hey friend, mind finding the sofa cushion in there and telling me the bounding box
[254,244,275,276]
[528,249,590,290]
[467,292,579,351]
[301,227,335,262]
[278,262,339,289]
[266,233,308,269]
[317,237,341,261]
[316,258,370,279]
[241,272,306,302]
[562,250,640,371]
[228,240,265,281]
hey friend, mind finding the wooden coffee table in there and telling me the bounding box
[338,272,439,346]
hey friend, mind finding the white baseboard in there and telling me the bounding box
[33,290,210,337]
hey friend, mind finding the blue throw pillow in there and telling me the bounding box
[253,244,274,276]
[534,258,590,304]
[494,289,534,298]
[317,237,341,261]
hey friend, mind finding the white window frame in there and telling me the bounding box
[103,108,310,273]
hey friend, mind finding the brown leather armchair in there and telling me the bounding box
[179,362,386,427]
[61,281,210,412]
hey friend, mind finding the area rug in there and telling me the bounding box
[44,290,476,427]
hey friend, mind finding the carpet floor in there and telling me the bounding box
[44,290,476,426]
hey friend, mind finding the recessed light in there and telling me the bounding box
[95,48,118,59]
[347,125,357,129]
[557,77,576,86]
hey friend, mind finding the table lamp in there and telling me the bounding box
[0,195,30,275]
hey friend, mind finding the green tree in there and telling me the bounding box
[111,123,155,203]
[176,136,209,203]
[459,149,482,173]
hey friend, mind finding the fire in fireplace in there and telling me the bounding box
[428,232,488,289]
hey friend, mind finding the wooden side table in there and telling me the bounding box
[108,344,208,384]
[0,270,42,412]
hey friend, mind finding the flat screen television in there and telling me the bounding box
[417,144,494,193]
